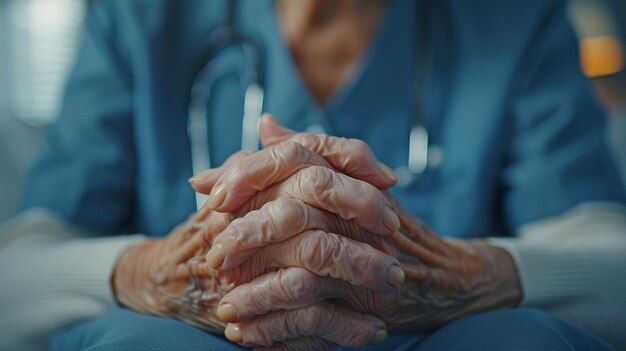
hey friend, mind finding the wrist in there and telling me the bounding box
[111,239,162,313]
[471,240,524,309]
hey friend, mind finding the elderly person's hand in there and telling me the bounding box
[112,205,233,332]
[111,116,401,346]
[112,204,394,342]
[192,116,523,350]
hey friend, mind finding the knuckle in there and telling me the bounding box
[257,204,280,243]
[268,142,288,167]
[344,139,371,168]
[291,199,312,233]
[254,197,311,243]
[358,183,385,213]
[353,247,389,286]
[225,217,257,247]
[325,308,377,347]
[348,138,372,159]
[298,232,392,287]
[316,134,331,149]
[290,133,316,149]
[235,285,270,315]
[297,167,383,221]
[279,267,320,302]
[322,304,345,334]
[267,198,308,234]
[223,150,251,167]
[280,140,309,164]
[223,162,246,187]
[222,151,255,182]
[296,166,335,196]
[298,231,338,272]
[300,303,334,333]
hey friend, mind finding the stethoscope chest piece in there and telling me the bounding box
[395,137,444,188]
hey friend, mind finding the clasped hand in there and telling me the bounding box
[113,115,522,351]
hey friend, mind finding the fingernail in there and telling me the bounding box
[206,184,227,209]
[225,324,243,343]
[383,207,401,233]
[373,329,387,344]
[206,243,225,268]
[217,303,237,323]
[387,265,405,286]
[378,162,398,183]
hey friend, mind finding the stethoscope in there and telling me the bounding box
[187,0,441,210]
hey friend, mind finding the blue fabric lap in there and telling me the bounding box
[51,308,613,351]
[408,309,614,351]
[50,309,246,351]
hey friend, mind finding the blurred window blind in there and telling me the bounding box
[9,0,86,126]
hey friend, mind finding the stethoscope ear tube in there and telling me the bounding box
[408,125,429,174]
[395,0,440,187]
[188,92,211,210]
[188,0,441,200]
[241,83,264,151]
[188,0,266,210]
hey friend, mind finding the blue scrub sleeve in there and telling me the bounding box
[503,3,626,230]
[20,2,135,235]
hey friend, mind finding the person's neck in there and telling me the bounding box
[276,0,387,105]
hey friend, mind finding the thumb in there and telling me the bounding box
[259,114,297,147]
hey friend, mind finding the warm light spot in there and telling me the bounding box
[580,35,625,78]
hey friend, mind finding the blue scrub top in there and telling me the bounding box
[21,0,626,238]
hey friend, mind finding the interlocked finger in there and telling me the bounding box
[209,197,383,271]
[258,115,397,190]
[218,267,399,323]
[195,141,332,212]
[190,115,397,212]
[224,302,387,348]
[222,230,403,290]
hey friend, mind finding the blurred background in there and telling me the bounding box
[0,0,86,224]
[0,0,625,225]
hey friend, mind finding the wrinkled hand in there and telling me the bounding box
[112,191,395,345]
[112,206,234,332]
[192,116,523,349]
[217,218,521,350]
[112,115,402,344]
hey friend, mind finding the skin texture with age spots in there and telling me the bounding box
[193,118,522,349]
[111,127,403,349]
[114,117,521,350]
